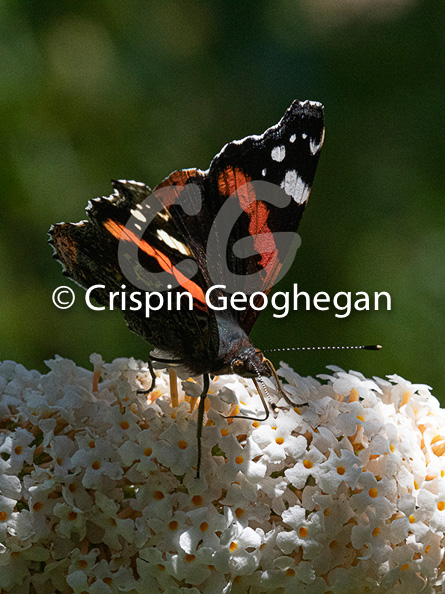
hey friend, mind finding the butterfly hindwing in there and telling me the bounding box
[50,180,219,371]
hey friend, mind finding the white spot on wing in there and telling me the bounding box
[131,209,147,222]
[310,138,322,155]
[290,134,296,143]
[280,170,310,204]
[271,145,286,162]
[262,168,267,176]
[302,133,307,140]
[156,229,190,255]
[134,223,142,231]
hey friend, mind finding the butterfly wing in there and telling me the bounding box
[49,180,219,372]
[154,100,325,334]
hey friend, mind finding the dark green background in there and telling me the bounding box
[1,1,444,399]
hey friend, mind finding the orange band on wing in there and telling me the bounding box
[218,167,279,279]
[104,219,206,305]
[217,167,252,198]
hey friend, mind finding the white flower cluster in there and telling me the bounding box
[1,356,445,593]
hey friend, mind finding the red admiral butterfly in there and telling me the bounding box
[49,99,324,475]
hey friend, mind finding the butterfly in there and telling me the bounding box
[49,99,325,475]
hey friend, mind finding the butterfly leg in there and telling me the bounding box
[137,357,157,394]
[196,373,210,479]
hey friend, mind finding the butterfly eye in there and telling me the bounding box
[231,359,245,375]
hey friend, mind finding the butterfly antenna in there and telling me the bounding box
[262,344,382,353]
[262,357,295,406]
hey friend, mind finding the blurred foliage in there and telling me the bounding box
[1,0,444,399]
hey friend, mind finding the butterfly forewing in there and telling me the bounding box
[151,100,325,334]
